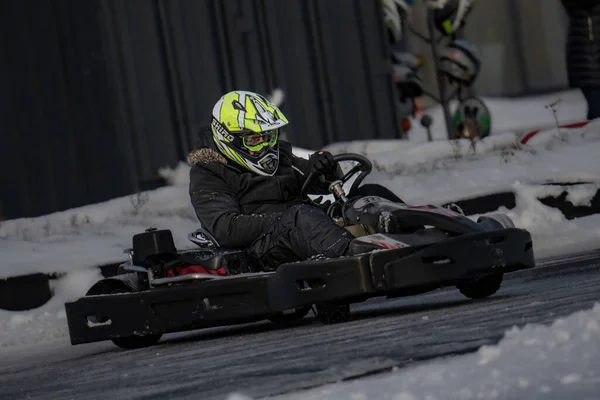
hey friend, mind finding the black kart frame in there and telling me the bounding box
[65,227,533,346]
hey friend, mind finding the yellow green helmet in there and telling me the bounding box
[211,90,289,176]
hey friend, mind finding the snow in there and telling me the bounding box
[499,183,600,259]
[0,186,201,278]
[271,302,600,400]
[0,89,599,355]
[328,122,600,206]
[327,120,600,258]
[564,184,600,207]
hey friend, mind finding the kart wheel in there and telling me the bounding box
[268,306,312,325]
[112,334,162,350]
[457,272,503,299]
[315,302,350,324]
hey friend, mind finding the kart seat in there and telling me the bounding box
[185,227,253,274]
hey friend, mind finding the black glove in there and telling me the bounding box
[308,151,337,175]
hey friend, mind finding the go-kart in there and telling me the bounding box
[64,154,535,349]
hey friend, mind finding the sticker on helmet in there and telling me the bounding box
[232,100,246,111]
[251,97,278,125]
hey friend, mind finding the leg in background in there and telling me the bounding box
[581,87,600,120]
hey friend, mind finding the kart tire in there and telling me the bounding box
[86,281,162,349]
[112,334,162,350]
[0,273,51,311]
[268,306,312,325]
[457,272,503,299]
[316,302,351,324]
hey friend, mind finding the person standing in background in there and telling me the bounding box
[561,0,600,120]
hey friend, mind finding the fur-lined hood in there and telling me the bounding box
[187,148,228,166]
[187,128,230,167]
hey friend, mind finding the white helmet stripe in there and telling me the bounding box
[212,98,224,120]
[237,92,246,131]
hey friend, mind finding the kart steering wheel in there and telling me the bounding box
[300,153,373,200]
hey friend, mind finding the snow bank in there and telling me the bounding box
[0,185,200,278]
[500,182,600,258]
[331,120,600,260]
[270,302,600,400]
[325,131,520,178]
[372,120,600,202]
[361,120,600,258]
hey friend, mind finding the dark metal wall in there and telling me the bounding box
[1,0,134,220]
[1,0,399,219]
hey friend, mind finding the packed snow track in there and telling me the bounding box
[1,250,599,400]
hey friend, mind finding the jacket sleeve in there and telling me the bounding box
[189,165,281,248]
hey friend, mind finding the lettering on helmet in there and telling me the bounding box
[213,119,235,141]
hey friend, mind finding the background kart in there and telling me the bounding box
[65,154,535,349]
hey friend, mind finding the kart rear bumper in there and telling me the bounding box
[66,274,274,345]
[65,228,533,345]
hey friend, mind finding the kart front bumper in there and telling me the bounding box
[65,228,533,345]
[270,227,534,307]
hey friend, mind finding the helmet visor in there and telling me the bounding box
[241,129,279,153]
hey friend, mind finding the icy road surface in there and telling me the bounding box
[0,251,599,400]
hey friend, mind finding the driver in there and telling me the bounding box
[188,90,355,270]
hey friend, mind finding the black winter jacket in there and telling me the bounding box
[561,0,600,87]
[188,130,330,249]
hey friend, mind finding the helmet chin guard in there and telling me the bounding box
[257,152,279,175]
